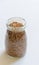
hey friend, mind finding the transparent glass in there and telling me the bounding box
[5,17,27,57]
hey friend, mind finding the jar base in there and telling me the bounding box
[6,51,26,58]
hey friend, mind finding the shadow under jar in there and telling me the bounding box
[5,17,27,57]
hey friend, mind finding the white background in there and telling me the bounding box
[0,0,39,65]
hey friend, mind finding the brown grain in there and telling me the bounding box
[9,22,23,27]
[5,22,26,57]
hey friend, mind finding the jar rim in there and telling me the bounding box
[6,17,26,32]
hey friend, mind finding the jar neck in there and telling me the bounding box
[7,25,26,32]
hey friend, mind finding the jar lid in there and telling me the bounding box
[6,17,26,32]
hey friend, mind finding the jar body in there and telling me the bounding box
[5,30,26,57]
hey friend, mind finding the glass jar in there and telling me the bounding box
[5,17,27,57]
